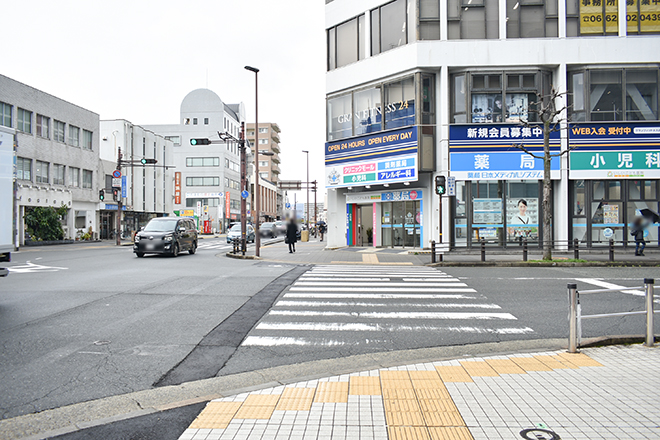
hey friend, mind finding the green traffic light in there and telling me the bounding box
[141,158,147,165]
[190,139,197,145]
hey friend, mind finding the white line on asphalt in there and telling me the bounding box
[306,273,452,278]
[268,310,518,320]
[289,287,476,293]
[574,278,645,295]
[254,322,533,333]
[274,300,502,309]
[294,282,468,288]
[284,293,478,299]
[299,277,392,282]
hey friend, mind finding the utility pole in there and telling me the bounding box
[239,123,247,255]
[116,148,122,246]
[313,180,317,238]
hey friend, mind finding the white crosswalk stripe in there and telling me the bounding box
[241,265,533,347]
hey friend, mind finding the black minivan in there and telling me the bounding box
[134,218,198,258]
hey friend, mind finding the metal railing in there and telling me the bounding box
[567,279,657,353]
[430,238,656,264]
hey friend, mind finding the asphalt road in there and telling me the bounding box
[1,239,658,429]
[0,238,294,420]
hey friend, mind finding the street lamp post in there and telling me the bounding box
[302,150,309,235]
[245,66,260,256]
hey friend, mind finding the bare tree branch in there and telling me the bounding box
[511,143,544,159]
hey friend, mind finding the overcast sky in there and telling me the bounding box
[2,0,326,204]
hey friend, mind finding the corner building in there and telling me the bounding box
[325,0,660,250]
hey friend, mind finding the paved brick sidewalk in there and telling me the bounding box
[178,345,659,440]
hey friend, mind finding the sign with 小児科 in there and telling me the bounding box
[568,122,660,179]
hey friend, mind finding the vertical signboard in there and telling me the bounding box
[225,191,231,219]
[174,172,181,205]
[121,176,127,198]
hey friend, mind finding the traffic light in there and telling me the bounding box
[113,188,119,201]
[140,158,157,165]
[190,138,211,145]
[435,175,446,196]
[99,189,105,201]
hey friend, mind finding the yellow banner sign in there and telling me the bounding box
[580,0,619,34]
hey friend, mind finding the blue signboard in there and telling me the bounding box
[121,176,127,198]
[325,127,418,188]
[241,190,249,199]
[450,124,560,180]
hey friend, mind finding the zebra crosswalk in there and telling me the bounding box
[242,265,533,348]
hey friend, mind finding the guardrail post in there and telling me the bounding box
[574,238,579,260]
[609,239,614,262]
[480,239,486,262]
[522,238,528,262]
[568,283,578,353]
[645,278,655,347]
[431,240,436,264]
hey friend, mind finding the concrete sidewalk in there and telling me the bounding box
[179,344,660,440]
[237,238,660,267]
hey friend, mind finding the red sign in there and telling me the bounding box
[410,190,418,200]
[225,191,231,218]
[174,172,181,204]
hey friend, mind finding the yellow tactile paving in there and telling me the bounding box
[510,356,553,372]
[415,388,452,400]
[388,426,432,440]
[418,398,459,414]
[534,355,573,369]
[362,253,379,264]
[381,370,414,381]
[486,359,527,374]
[313,381,349,403]
[383,388,418,400]
[556,352,604,367]
[423,410,466,427]
[382,379,416,390]
[435,366,473,382]
[233,394,281,420]
[386,410,427,426]
[410,371,447,390]
[384,399,423,412]
[275,387,315,411]
[428,426,475,440]
[459,361,499,377]
[188,401,242,429]
[349,376,382,395]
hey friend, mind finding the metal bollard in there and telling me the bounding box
[431,240,436,264]
[609,239,614,262]
[568,283,579,353]
[522,238,528,262]
[645,278,655,347]
[480,239,486,262]
[574,238,579,260]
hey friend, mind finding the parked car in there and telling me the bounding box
[134,217,198,258]
[227,223,255,244]
[259,222,277,238]
[274,220,286,235]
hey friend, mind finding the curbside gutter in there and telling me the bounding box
[427,260,660,267]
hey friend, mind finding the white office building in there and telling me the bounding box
[144,89,246,233]
[325,0,660,250]
[99,120,175,238]
[0,74,101,244]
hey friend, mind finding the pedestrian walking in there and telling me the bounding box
[286,217,298,253]
[318,221,326,242]
[631,217,646,256]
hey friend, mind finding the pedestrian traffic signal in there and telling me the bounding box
[190,138,211,145]
[140,158,157,165]
[113,188,119,201]
[435,175,446,196]
[99,189,105,201]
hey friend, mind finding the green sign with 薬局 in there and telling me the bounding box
[569,150,660,179]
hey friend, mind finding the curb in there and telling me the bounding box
[428,260,660,267]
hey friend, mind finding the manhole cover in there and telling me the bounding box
[520,428,561,440]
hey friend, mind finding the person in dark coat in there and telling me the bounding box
[286,217,298,253]
[631,217,646,256]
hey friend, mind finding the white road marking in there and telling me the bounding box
[284,293,477,299]
[294,282,468,288]
[274,300,501,309]
[575,278,645,295]
[255,322,533,333]
[299,277,392,282]
[289,287,476,293]
[268,310,518,320]
[8,261,68,273]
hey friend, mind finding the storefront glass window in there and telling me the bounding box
[381,202,393,247]
[471,181,503,245]
[384,77,415,129]
[573,180,586,216]
[327,94,352,141]
[627,201,659,245]
[505,181,539,243]
[625,70,658,120]
[608,181,622,200]
[354,87,382,135]
[645,180,657,200]
[590,70,623,121]
[591,201,624,244]
[392,202,406,246]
